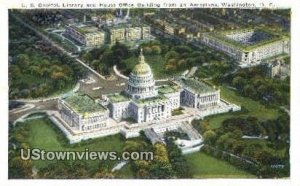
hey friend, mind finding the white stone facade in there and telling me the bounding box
[164,91,181,110]
[129,99,172,123]
[108,100,131,121]
[181,88,220,110]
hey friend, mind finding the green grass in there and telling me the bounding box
[205,85,279,129]
[25,118,125,172]
[186,152,256,178]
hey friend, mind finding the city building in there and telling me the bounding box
[263,58,290,79]
[265,59,282,78]
[178,78,220,110]
[201,28,290,67]
[58,94,109,132]
[65,24,105,46]
[56,49,240,143]
[152,19,178,35]
[108,24,152,44]
[105,50,181,123]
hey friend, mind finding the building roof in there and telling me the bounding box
[107,93,130,103]
[157,84,180,94]
[134,94,167,105]
[179,78,215,94]
[107,22,149,29]
[204,28,287,51]
[64,94,106,114]
[71,24,102,35]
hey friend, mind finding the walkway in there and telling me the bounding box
[113,65,129,80]
[186,66,198,78]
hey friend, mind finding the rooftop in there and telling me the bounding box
[107,22,149,30]
[179,78,215,94]
[134,94,167,105]
[71,24,101,34]
[225,30,271,45]
[158,84,180,94]
[64,94,106,114]
[204,28,287,51]
[107,93,130,103]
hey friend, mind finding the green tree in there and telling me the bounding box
[203,130,217,145]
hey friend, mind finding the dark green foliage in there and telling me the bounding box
[165,139,192,178]
[9,14,86,99]
[202,112,290,178]
[225,66,290,106]
[81,42,131,75]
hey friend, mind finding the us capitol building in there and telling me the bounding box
[56,49,240,144]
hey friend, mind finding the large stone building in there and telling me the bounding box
[65,24,105,47]
[58,94,109,132]
[57,49,239,143]
[178,78,220,110]
[105,50,181,123]
[201,29,290,67]
[104,49,220,123]
[108,24,151,44]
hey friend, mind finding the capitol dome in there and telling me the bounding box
[131,49,152,76]
[126,49,157,99]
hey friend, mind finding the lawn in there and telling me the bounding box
[205,85,279,129]
[24,118,126,172]
[186,152,256,178]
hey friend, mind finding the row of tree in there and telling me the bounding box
[125,131,192,178]
[225,66,290,106]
